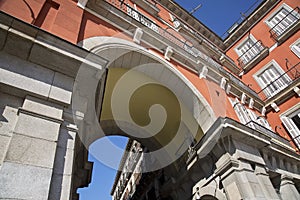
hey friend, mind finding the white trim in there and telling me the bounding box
[133,28,143,44]
[225,84,231,94]
[294,86,300,97]
[164,46,173,61]
[77,0,88,9]
[269,43,278,52]
[220,77,226,89]
[280,102,300,118]
[249,98,254,109]
[230,98,251,125]
[199,66,208,79]
[241,93,247,104]
[290,38,300,58]
[261,106,266,116]
[271,102,280,112]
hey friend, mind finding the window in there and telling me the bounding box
[235,35,264,66]
[291,38,300,58]
[280,104,300,149]
[233,100,252,124]
[265,4,299,39]
[254,60,291,98]
[230,98,272,131]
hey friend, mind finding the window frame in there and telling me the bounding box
[290,38,300,58]
[280,103,300,149]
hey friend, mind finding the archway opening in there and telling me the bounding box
[77,135,129,200]
[73,37,217,199]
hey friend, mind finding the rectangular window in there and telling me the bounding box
[232,100,251,124]
[254,60,291,98]
[236,35,264,66]
[281,111,300,149]
[266,4,300,39]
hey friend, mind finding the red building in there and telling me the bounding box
[0,0,299,199]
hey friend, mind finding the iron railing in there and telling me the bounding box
[237,40,265,68]
[257,62,300,101]
[104,0,222,70]
[269,7,300,41]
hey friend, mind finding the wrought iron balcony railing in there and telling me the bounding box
[237,40,266,68]
[257,62,300,101]
[269,7,300,41]
[104,0,222,70]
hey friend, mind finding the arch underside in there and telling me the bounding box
[75,36,217,172]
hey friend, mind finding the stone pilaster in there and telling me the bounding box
[255,165,280,200]
[0,96,63,200]
[280,174,300,200]
[0,92,22,169]
[48,120,78,200]
[216,153,272,200]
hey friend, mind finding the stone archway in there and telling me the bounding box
[72,36,217,196]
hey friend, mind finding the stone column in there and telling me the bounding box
[0,92,23,169]
[255,165,280,200]
[48,119,78,200]
[280,174,300,200]
[0,96,63,200]
[216,153,269,200]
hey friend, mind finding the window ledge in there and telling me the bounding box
[219,55,241,75]
[242,47,269,73]
[265,79,300,108]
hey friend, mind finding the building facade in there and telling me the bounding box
[0,0,299,200]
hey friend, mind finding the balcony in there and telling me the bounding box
[101,0,222,70]
[237,40,269,73]
[269,7,300,44]
[245,121,290,146]
[131,0,160,16]
[257,62,300,101]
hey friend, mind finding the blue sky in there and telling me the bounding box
[78,1,260,199]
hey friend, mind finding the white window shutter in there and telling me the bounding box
[234,103,251,124]
[257,117,272,130]
[247,109,257,121]
[281,116,300,148]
